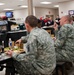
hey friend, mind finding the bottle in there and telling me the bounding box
[2,41,4,48]
[8,38,12,50]
[2,41,4,53]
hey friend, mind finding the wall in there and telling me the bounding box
[0,8,28,20]
[0,7,58,20]
[13,8,28,20]
[0,12,5,16]
[35,7,58,19]
[59,1,74,17]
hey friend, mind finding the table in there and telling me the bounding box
[0,53,15,75]
[0,53,11,64]
[42,26,55,34]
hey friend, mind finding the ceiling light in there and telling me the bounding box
[20,5,28,8]
[19,0,24,1]
[54,5,59,7]
[4,9,14,11]
[40,1,52,4]
[0,3,5,5]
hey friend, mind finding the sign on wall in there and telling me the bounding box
[68,10,74,15]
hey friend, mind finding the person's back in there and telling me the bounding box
[7,15,56,75]
[54,15,74,61]
[63,24,74,49]
[55,24,74,61]
[27,27,56,74]
[61,24,74,61]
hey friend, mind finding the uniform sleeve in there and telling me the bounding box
[55,26,68,48]
[12,35,37,62]
[55,30,59,38]
[21,35,29,43]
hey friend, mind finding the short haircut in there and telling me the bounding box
[25,15,38,27]
[65,15,73,23]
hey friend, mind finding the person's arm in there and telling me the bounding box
[12,35,38,62]
[54,26,68,48]
[15,34,29,45]
[21,35,29,43]
[53,23,59,38]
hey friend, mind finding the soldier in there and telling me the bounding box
[54,15,74,62]
[7,15,56,75]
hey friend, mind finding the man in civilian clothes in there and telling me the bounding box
[47,17,54,26]
[7,15,56,75]
[55,15,61,30]
[55,15,60,25]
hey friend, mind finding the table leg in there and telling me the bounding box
[5,59,15,75]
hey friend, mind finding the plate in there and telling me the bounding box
[4,47,25,53]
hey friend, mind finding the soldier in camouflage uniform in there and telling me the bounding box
[54,15,74,62]
[7,15,56,75]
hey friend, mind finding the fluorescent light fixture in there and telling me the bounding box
[54,5,59,7]
[19,0,24,1]
[40,1,52,4]
[4,8,14,11]
[20,5,28,8]
[0,3,5,5]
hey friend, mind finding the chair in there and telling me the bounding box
[68,66,74,75]
[56,62,67,75]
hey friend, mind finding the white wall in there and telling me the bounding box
[0,7,58,20]
[0,9,28,20]
[54,9,59,19]
[0,12,5,16]
[13,8,28,20]
[35,7,58,19]
[59,1,74,17]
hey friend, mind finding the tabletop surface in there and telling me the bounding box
[0,53,11,62]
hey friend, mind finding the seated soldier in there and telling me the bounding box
[54,15,74,62]
[7,15,56,75]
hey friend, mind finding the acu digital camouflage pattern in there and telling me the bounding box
[13,27,56,75]
[55,24,74,62]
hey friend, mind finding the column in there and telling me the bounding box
[27,0,33,15]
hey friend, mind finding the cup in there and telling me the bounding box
[15,43,20,48]
[20,43,23,49]
[0,46,4,53]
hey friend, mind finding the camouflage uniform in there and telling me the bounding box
[55,24,74,62]
[73,23,74,27]
[12,27,56,75]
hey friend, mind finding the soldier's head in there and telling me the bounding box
[25,15,38,32]
[60,15,73,26]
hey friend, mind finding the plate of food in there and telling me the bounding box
[4,46,25,53]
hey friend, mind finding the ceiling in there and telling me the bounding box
[0,0,73,12]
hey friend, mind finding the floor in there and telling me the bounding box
[0,68,5,75]
[0,68,20,75]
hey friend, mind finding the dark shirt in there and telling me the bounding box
[47,20,54,26]
[41,20,45,27]
[55,18,60,25]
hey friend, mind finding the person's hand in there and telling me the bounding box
[6,50,13,56]
[53,23,58,30]
[52,37,56,41]
[15,39,22,46]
